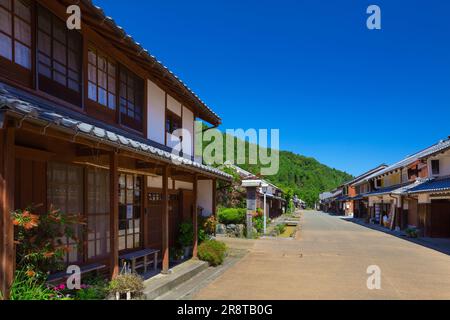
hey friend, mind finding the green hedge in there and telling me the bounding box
[217,208,246,225]
[198,240,227,266]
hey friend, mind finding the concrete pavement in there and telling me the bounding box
[193,211,450,300]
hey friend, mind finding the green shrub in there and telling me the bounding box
[198,240,227,266]
[218,208,246,225]
[405,227,418,238]
[108,273,144,297]
[10,269,56,300]
[178,222,194,247]
[253,216,264,233]
[276,224,287,235]
[75,276,108,300]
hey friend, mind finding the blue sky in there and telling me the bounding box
[93,0,450,176]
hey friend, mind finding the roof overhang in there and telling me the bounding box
[0,88,231,181]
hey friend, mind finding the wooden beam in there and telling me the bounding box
[0,128,15,299]
[161,165,170,274]
[212,179,217,236]
[192,174,199,259]
[212,179,217,217]
[109,151,119,278]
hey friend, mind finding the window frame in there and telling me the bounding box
[37,5,83,106]
[119,65,144,132]
[47,162,85,266]
[431,159,440,176]
[0,0,34,87]
[86,167,111,261]
[85,45,118,123]
[165,109,182,134]
[118,173,143,253]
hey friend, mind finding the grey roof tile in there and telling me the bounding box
[0,89,231,180]
[408,177,450,194]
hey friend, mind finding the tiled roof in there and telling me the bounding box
[0,87,232,180]
[345,164,388,186]
[365,184,410,197]
[365,180,426,197]
[83,0,220,124]
[408,177,450,194]
[360,138,450,182]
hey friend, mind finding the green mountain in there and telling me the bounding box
[200,129,353,208]
[239,151,353,207]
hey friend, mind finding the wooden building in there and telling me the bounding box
[0,0,231,297]
[356,138,450,235]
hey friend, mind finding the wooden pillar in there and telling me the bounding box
[109,151,119,278]
[161,165,170,274]
[0,128,15,299]
[192,174,198,259]
[212,179,217,236]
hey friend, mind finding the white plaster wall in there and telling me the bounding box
[428,149,450,177]
[147,175,162,188]
[175,180,193,190]
[146,176,174,190]
[182,106,194,156]
[167,94,182,116]
[146,80,165,145]
[198,179,213,217]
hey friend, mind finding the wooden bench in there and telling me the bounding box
[47,263,106,284]
[119,249,159,274]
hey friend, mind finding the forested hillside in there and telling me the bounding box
[200,129,353,208]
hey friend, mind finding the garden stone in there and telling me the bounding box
[235,224,245,238]
[226,224,237,237]
[216,223,226,234]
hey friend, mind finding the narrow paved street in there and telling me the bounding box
[193,211,450,300]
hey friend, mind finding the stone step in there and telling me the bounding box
[143,259,209,300]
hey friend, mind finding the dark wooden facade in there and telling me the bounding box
[0,0,226,298]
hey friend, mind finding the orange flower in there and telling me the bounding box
[43,251,55,258]
[12,219,20,226]
[26,269,36,278]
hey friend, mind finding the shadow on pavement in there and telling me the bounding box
[340,215,450,256]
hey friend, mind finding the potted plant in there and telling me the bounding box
[405,227,418,238]
[108,273,144,300]
[169,247,185,263]
[178,222,194,258]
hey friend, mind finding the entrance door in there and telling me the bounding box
[430,200,450,238]
[145,190,163,251]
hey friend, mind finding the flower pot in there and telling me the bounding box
[115,291,132,300]
[183,246,193,258]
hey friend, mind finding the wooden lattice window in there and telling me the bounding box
[87,168,111,260]
[0,0,32,85]
[47,162,84,264]
[119,66,144,131]
[118,174,142,251]
[37,6,82,105]
[88,47,117,110]
[166,110,181,134]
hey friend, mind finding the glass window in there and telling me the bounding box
[166,111,182,134]
[87,168,111,260]
[47,163,84,265]
[118,174,142,251]
[0,0,31,69]
[88,47,117,110]
[119,66,144,130]
[37,6,82,103]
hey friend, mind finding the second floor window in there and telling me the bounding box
[0,0,32,84]
[119,66,143,131]
[37,6,82,105]
[88,47,117,110]
[166,111,182,134]
[431,160,440,175]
